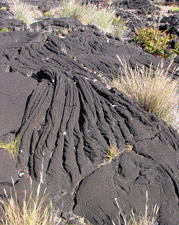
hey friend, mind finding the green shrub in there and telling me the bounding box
[134,27,177,57]
[112,56,179,126]
[0,6,7,10]
[44,11,51,17]
[0,27,9,32]
[171,7,179,12]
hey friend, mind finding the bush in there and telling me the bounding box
[134,27,178,58]
[171,7,179,12]
[0,6,7,11]
[0,27,9,32]
[112,56,179,126]
[44,11,51,17]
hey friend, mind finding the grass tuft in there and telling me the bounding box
[112,192,159,225]
[59,0,125,36]
[0,180,54,225]
[60,0,82,20]
[0,136,19,159]
[7,0,42,25]
[129,192,159,225]
[106,144,119,161]
[112,56,179,126]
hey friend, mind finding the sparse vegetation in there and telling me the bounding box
[0,180,54,225]
[112,192,159,225]
[0,6,7,11]
[59,0,125,36]
[106,144,119,161]
[61,27,68,36]
[134,27,178,58]
[0,136,19,159]
[112,56,179,126]
[7,0,42,25]
[171,7,179,12]
[44,11,51,17]
[60,0,81,20]
[0,27,9,32]
[0,184,159,225]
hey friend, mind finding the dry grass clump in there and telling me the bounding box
[112,56,179,127]
[60,0,82,20]
[0,136,19,159]
[0,181,54,225]
[6,0,42,25]
[113,192,159,225]
[59,0,125,36]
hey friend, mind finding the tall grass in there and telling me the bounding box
[61,0,83,20]
[0,181,54,225]
[60,0,125,35]
[112,56,179,126]
[7,0,42,25]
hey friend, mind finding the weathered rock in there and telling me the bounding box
[0,4,27,32]
[160,14,179,37]
[113,0,158,13]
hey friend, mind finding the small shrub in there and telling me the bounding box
[0,27,9,32]
[0,6,7,10]
[0,180,54,225]
[171,7,179,12]
[134,27,176,57]
[44,11,51,17]
[112,56,179,126]
[0,136,19,159]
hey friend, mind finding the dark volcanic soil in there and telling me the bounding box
[0,0,178,224]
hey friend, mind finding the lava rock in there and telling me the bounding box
[0,4,178,225]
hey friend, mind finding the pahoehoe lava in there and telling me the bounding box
[0,1,179,224]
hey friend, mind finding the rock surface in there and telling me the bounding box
[0,72,37,136]
[0,1,178,225]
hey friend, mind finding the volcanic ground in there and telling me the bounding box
[0,0,179,224]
